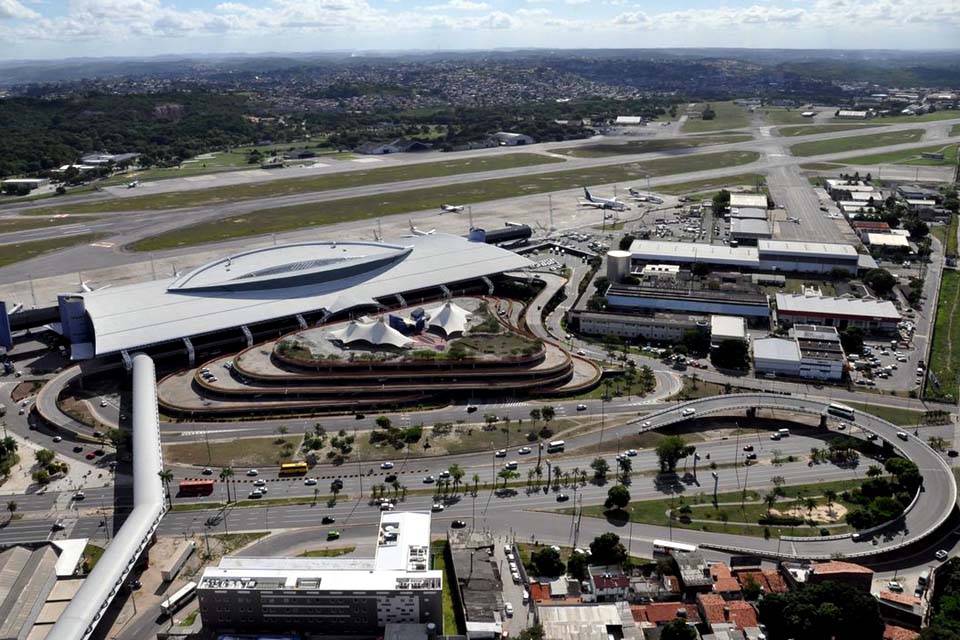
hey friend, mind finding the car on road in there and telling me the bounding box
[576,404,587,411]
[94,449,105,456]
[451,520,466,528]
[85,452,96,460]
[504,603,514,617]
[253,479,266,487]
[681,408,696,417]
[887,581,904,592]
[380,502,394,511]
[466,405,478,413]
[867,434,878,441]
[504,461,518,470]
[51,520,65,531]
[99,399,108,407]
[52,436,62,443]
[770,433,781,440]
[495,449,507,458]
[73,446,83,453]
[518,447,532,455]
[380,462,394,470]
[202,467,212,475]
[556,493,569,502]
[743,445,754,452]
[936,550,949,561]
[576,349,586,356]
[626,449,637,457]
[322,516,336,524]
[248,491,263,499]
[423,475,435,484]
[947,450,959,457]
[837,423,847,431]
[73,491,85,500]
[385,474,397,483]
[355,413,365,420]
[897,432,909,441]
[331,478,344,490]
[641,421,651,429]
[432,503,445,512]
[745,453,758,460]
[438,470,451,479]
[511,571,521,584]
[327,530,340,540]
[304,478,318,486]
[247,469,259,476]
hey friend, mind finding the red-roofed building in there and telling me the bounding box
[710,563,742,598]
[877,591,924,630]
[783,560,874,592]
[733,568,788,596]
[697,593,728,627]
[696,593,760,631]
[588,565,630,602]
[726,600,759,629]
[631,602,702,626]
[884,624,919,640]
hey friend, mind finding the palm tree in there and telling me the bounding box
[330,480,341,504]
[220,467,235,503]
[764,492,777,515]
[526,468,536,489]
[6,500,16,522]
[158,469,174,507]
[449,464,465,493]
[824,489,837,511]
[804,497,818,516]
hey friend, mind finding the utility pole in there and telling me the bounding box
[712,471,719,505]
[468,206,473,229]
[536,442,543,469]
[742,455,751,509]
[548,194,554,231]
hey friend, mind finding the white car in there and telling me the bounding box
[99,399,108,407]
[380,462,395,470]
[576,404,587,411]
[495,449,507,458]
[504,602,514,617]
[248,491,262,499]
[626,449,638,457]
[423,475,436,484]
[438,470,451,479]
[897,432,909,441]
[887,581,904,592]
[935,550,949,561]
[246,469,259,476]
[304,478,317,486]
[253,479,266,487]
[518,447,532,455]
[379,502,395,511]
[641,421,651,429]
[431,503,445,512]
[52,436,62,443]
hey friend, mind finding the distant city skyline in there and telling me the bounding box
[1,0,959,61]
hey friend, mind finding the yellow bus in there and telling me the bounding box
[279,462,308,476]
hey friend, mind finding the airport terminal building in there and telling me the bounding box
[56,234,531,364]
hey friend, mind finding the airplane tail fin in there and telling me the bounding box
[583,187,592,200]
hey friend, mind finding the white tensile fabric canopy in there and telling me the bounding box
[424,301,472,336]
[328,317,414,348]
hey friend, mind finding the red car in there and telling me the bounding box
[85,452,96,460]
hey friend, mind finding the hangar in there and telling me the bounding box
[57,234,531,362]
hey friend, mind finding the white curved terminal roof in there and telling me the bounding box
[77,234,531,357]
[425,301,472,336]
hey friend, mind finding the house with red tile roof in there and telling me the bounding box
[782,560,874,592]
[710,563,742,598]
[587,565,630,603]
[696,593,760,632]
[884,624,919,640]
[631,602,701,626]
[733,569,787,597]
[877,591,924,630]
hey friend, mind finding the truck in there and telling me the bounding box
[161,540,196,582]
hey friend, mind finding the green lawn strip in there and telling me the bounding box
[82,543,105,572]
[177,610,200,626]
[552,134,750,158]
[833,144,957,166]
[897,144,959,166]
[212,531,270,554]
[514,542,649,569]
[926,269,960,402]
[431,540,466,635]
[0,233,104,269]
[562,478,863,538]
[654,173,765,195]
[951,124,960,137]
[682,101,750,133]
[800,162,847,171]
[162,435,302,467]
[842,402,924,426]
[778,124,888,137]
[789,129,925,157]
[132,150,761,251]
[0,215,97,234]
[298,545,356,558]
[27,154,565,215]
[840,111,960,124]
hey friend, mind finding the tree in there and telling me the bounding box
[741,574,762,600]
[711,339,750,370]
[840,327,865,354]
[6,500,16,522]
[35,448,56,468]
[655,436,690,473]
[567,551,589,580]
[529,408,541,426]
[472,473,480,495]
[758,580,884,640]
[919,628,960,640]
[220,467,235,502]
[498,468,519,489]
[375,416,392,429]
[106,428,128,449]
[661,618,698,640]
[516,624,544,640]
[618,456,632,481]
[541,406,556,426]
[866,464,884,478]
[158,469,174,506]
[682,328,711,355]
[605,484,631,510]
[591,457,609,482]
[530,547,565,577]
[863,268,897,296]
[449,464,465,492]
[824,489,838,510]
[589,532,627,566]
[712,189,730,215]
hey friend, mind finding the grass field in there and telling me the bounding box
[927,269,960,402]
[952,124,960,137]
[844,111,960,124]
[938,215,958,255]
[843,402,924,426]
[759,108,811,126]
[28,153,566,216]
[552,134,751,157]
[432,541,465,635]
[299,546,356,558]
[0,233,104,269]
[837,143,958,167]
[799,162,846,171]
[789,129,925,157]
[654,173,765,195]
[777,123,887,137]
[0,216,97,234]
[682,101,750,133]
[568,478,863,538]
[132,150,761,251]
[163,435,302,467]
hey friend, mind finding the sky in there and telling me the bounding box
[1,0,959,60]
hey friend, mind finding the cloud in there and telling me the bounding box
[0,0,41,18]
[427,0,490,9]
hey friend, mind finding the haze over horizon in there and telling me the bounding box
[2,0,959,61]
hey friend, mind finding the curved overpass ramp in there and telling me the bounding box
[630,393,957,560]
[46,355,166,640]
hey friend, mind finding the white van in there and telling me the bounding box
[777,428,790,437]
[504,461,518,471]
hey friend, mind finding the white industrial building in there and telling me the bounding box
[627,239,863,275]
[775,293,901,333]
[710,315,747,348]
[753,325,846,381]
[729,207,768,220]
[198,512,443,635]
[729,193,768,209]
[572,310,708,341]
[730,218,772,243]
[491,132,535,146]
[864,233,911,250]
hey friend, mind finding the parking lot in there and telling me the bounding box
[496,536,534,636]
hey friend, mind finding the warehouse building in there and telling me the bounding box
[729,193,768,209]
[606,281,770,319]
[710,315,747,348]
[730,218,772,244]
[1,177,49,195]
[728,207,768,220]
[571,310,709,341]
[775,293,901,334]
[627,239,863,275]
[753,325,846,381]
[198,512,443,635]
[864,233,911,252]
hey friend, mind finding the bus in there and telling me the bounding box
[279,462,308,476]
[546,440,565,453]
[178,480,214,497]
[652,539,697,558]
[826,402,856,422]
[160,581,197,617]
